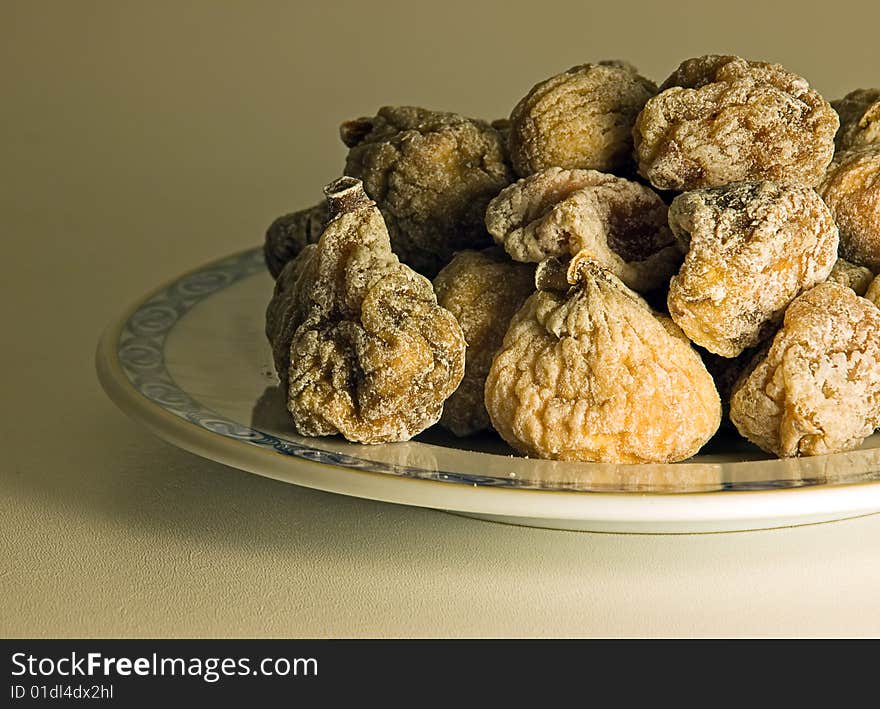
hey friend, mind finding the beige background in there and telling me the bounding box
[3,0,880,637]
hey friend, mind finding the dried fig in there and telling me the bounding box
[265,177,466,443]
[432,249,535,437]
[485,167,683,292]
[730,282,880,457]
[341,106,512,276]
[819,143,880,271]
[484,255,721,463]
[507,62,656,177]
[634,55,838,190]
[667,181,838,357]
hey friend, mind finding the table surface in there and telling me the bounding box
[3,1,880,638]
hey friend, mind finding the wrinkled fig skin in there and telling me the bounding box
[485,167,683,293]
[484,260,721,463]
[819,143,880,271]
[432,249,535,437]
[263,202,328,279]
[341,106,512,277]
[827,259,874,296]
[667,181,839,358]
[265,177,466,444]
[634,55,839,190]
[832,89,880,152]
[508,63,656,177]
[730,283,880,458]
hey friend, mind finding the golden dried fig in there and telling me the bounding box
[634,55,838,190]
[730,282,880,457]
[667,181,838,357]
[484,256,721,463]
[819,143,880,271]
[507,62,656,177]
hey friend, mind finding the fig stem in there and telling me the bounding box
[324,177,372,219]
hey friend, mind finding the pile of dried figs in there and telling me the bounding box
[264,55,880,463]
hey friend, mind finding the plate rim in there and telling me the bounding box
[94,247,880,530]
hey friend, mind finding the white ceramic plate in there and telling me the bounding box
[96,248,880,533]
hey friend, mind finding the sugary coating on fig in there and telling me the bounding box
[432,248,535,437]
[341,106,512,276]
[485,167,683,292]
[819,143,880,270]
[730,282,880,457]
[827,259,874,296]
[832,89,880,152]
[507,63,656,177]
[634,55,838,190]
[484,259,720,463]
[263,202,327,279]
[667,181,839,357]
[265,177,465,443]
